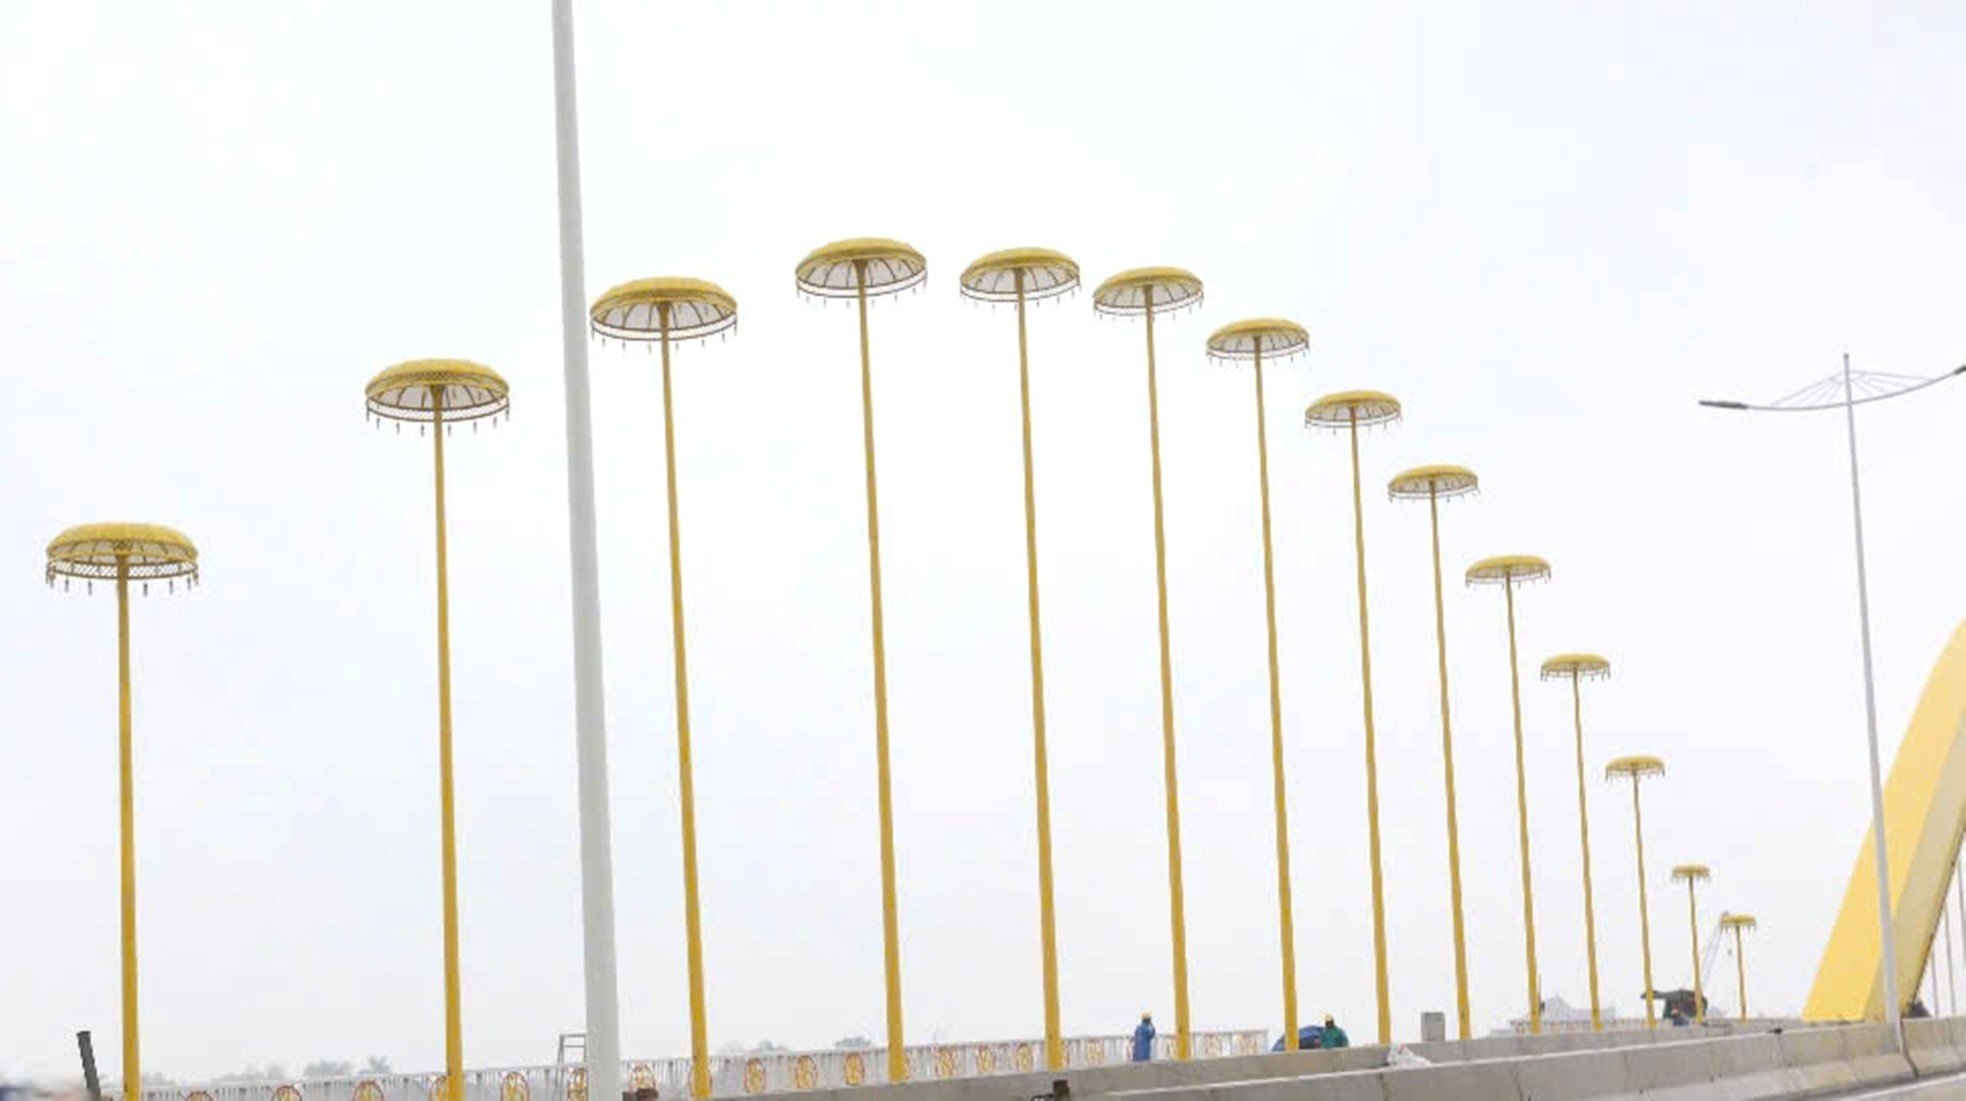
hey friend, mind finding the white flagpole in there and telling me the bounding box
[550,1,623,1096]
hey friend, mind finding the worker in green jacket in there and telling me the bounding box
[1321,1016,1349,1049]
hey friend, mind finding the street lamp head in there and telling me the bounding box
[1090,266,1203,317]
[1698,399,1749,411]
[1465,554,1551,588]
[1305,390,1401,431]
[365,359,510,425]
[1204,318,1309,364]
[1542,653,1611,681]
[46,522,200,592]
[1605,754,1666,782]
[1720,912,1758,932]
[958,248,1080,304]
[589,277,738,343]
[1388,463,1478,502]
[795,238,926,300]
[1672,864,1712,885]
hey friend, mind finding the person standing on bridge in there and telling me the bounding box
[1321,1016,1350,1049]
[1131,1013,1156,1062]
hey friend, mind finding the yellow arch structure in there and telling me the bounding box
[1807,619,1966,1020]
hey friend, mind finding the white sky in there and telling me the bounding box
[5,0,1966,1084]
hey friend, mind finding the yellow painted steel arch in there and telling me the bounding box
[1807,619,1966,1020]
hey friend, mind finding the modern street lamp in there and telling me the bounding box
[46,523,200,1101]
[1672,864,1713,1023]
[1307,390,1402,1046]
[797,238,926,1083]
[590,277,739,1099]
[1720,913,1758,1022]
[365,359,509,1101]
[1605,754,1666,1027]
[1388,464,1479,1041]
[1701,355,1966,1030]
[1541,654,1611,1031]
[1205,318,1310,1050]
[960,248,1080,1070]
[1466,553,1552,1034]
[1092,265,1204,1059]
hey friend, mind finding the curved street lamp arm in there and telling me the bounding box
[1700,364,1966,414]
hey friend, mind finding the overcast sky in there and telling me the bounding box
[6,0,1966,1085]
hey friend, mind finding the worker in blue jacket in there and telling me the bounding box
[1131,1012,1156,1062]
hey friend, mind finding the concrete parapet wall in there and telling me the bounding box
[1082,1022,1916,1101]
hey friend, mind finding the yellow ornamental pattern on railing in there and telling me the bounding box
[154,1030,1268,1101]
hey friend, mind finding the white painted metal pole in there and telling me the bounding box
[1843,351,1900,1036]
[550,2,624,1097]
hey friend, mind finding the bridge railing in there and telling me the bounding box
[141,1031,1268,1101]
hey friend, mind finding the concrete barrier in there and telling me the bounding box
[1087,1023,1910,1101]
[1904,1018,1965,1076]
[1510,1048,1630,1099]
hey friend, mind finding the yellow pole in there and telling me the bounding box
[1734,924,1749,1022]
[1631,777,1657,1028]
[1571,677,1603,1030]
[116,560,140,1101]
[1504,581,1541,1034]
[856,268,906,1082]
[1143,298,1191,1061]
[432,390,463,1101]
[1346,413,1391,1045]
[1687,879,1704,1023]
[658,314,713,1101]
[1253,346,1298,1051]
[1426,489,1471,1040]
[1014,273,1064,1071]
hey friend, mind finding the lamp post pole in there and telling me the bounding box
[547,5,624,1096]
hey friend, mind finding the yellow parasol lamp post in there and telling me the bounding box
[1672,863,1713,1022]
[589,277,739,1099]
[958,248,1079,1070]
[1203,318,1309,1049]
[46,523,200,1101]
[1092,265,1204,1059]
[1720,913,1757,1021]
[1306,390,1403,1045]
[1387,464,1479,1040]
[1465,554,1553,1034]
[1604,754,1666,1027]
[1540,653,1611,1031]
[364,359,510,1101]
[796,238,926,1082]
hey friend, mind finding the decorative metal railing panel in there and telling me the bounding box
[145,1031,1268,1101]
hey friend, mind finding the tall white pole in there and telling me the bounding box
[551,2,624,1097]
[1843,351,1900,1035]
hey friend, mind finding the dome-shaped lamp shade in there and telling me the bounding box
[1205,318,1308,363]
[590,277,738,342]
[959,248,1080,304]
[1605,755,1666,781]
[47,522,199,586]
[1542,653,1612,681]
[796,238,926,299]
[1306,390,1402,430]
[1091,266,1203,316]
[1465,554,1552,587]
[1388,464,1479,501]
[366,359,510,424]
